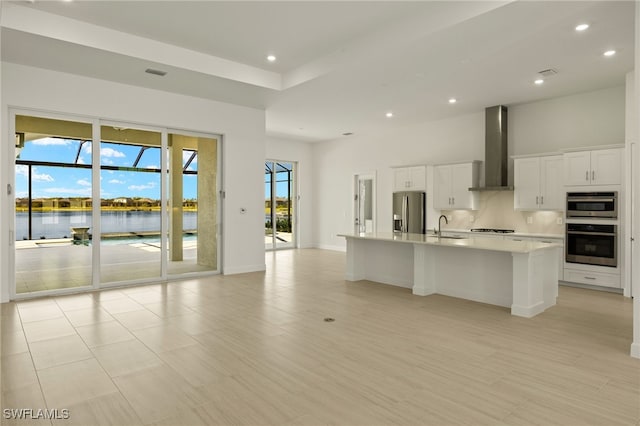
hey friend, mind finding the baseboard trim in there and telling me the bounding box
[559,280,623,294]
[315,244,346,252]
[224,264,266,275]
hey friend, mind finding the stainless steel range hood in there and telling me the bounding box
[469,105,513,191]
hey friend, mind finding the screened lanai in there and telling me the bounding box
[13,114,219,297]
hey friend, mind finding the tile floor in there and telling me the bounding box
[1,249,639,425]
[15,240,215,295]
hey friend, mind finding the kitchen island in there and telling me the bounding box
[338,232,561,318]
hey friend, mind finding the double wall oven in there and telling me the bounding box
[565,192,617,268]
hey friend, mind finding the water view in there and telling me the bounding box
[16,210,197,240]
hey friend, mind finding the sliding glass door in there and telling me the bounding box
[99,125,163,284]
[265,161,296,250]
[11,111,221,298]
[14,115,94,295]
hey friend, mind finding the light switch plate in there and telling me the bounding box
[527,216,533,224]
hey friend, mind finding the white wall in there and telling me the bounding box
[265,136,314,248]
[312,112,484,250]
[509,85,625,155]
[312,85,625,251]
[1,63,266,301]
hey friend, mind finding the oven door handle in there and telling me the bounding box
[567,231,616,237]
[567,198,616,203]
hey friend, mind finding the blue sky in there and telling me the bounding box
[265,162,293,200]
[16,137,198,199]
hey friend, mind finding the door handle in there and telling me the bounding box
[585,171,589,181]
[536,196,539,205]
[540,196,544,205]
[592,171,595,181]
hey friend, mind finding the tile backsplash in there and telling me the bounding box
[441,191,564,235]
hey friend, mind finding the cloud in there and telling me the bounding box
[77,179,91,186]
[31,137,73,146]
[108,179,125,184]
[146,165,159,169]
[16,165,28,177]
[183,151,197,162]
[15,165,54,182]
[128,182,156,191]
[100,147,126,158]
[183,151,197,168]
[33,172,54,182]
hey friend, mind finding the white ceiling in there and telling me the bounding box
[1,1,635,142]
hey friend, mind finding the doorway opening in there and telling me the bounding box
[265,161,296,250]
[354,173,376,233]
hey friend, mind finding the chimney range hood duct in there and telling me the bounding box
[469,105,513,191]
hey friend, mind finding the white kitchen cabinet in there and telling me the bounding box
[563,268,620,289]
[433,162,479,210]
[514,155,563,210]
[392,166,426,192]
[564,148,622,186]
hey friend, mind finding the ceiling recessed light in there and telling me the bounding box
[575,23,589,31]
[385,112,394,118]
[603,50,616,57]
[534,79,544,85]
[267,55,277,62]
[448,98,457,104]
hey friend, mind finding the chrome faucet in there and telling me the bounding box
[438,214,448,237]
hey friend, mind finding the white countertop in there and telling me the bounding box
[435,228,564,240]
[338,232,562,254]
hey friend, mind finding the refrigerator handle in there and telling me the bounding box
[421,192,426,234]
[402,195,408,233]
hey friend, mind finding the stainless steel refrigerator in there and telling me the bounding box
[392,191,426,233]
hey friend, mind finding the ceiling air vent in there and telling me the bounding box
[538,68,558,77]
[145,68,167,77]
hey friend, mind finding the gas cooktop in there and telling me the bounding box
[470,228,515,233]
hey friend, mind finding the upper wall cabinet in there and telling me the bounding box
[392,166,426,192]
[514,155,563,211]
[564,148,622,186]
[433,162,479,210]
